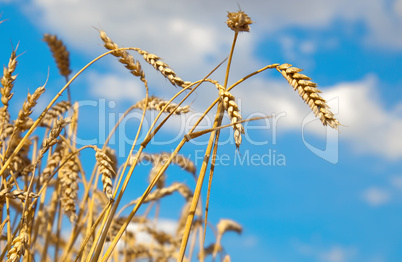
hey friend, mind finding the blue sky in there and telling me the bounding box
[2,0,402,261]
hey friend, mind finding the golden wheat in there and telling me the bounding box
[6,225,28,262]
[95,147,116,199]
[215,82,244,148]
[43,34,72,78]
[134,49,192,88]
[134,96,190,115]
[99,30,146,82]
[40,117,71,157]
[1,48,18,107]
[59,157,79,223]
[276,63,340,129]
[15,86,45,130]
[226,10,253,32]
[0,9,342,262]
[40,100,71,126]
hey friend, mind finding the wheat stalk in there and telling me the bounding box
[276,63,340,129]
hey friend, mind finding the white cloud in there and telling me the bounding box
[295,242,356,262]
[361,187,390,207]
[318,246,356,262]
[22,0,402,55]
[328,76,402,160]
[87,72,144,102]
[390,176,402,189]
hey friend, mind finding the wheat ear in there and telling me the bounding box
[226,10,253,33]
[129,183,193,206]
[43,34,72,78]
[215,83,244,148]
[14,86,45,130]
[7,221,29,262]
[59,157,80,223]
[6,225,29,262]
[134,96,190,115]
[99,30,146,82]
[276,64,340,129]
[212,219,242,259]
[135,49,191,88]
[0,188,38,201]
[95,147,116,199]
[40,100,71,126]
[39,117,71,158]
[40,142,65,184]
[1,47,18,108]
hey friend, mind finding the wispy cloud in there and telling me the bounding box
[361,187,390,207]
[295,241,357,262]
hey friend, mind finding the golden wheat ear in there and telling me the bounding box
[59,157,80,223]
[6,225,29,262]
[134,96,190,115]
[95,147,117,199]
[43,34,72,79]
[276,64,340,129]
[215,82,244,148]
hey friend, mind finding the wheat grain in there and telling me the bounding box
[226,10,253,33]
[15,86,45,130]
[134,96,190,115]
[95,147,116,199]
[276,64,340,129]
[43,34,72,78]
[215,83,244,148]
[59,157,79,223]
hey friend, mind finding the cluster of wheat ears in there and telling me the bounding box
[0,10,339,262]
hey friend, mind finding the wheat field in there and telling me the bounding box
[0,10,339,262]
